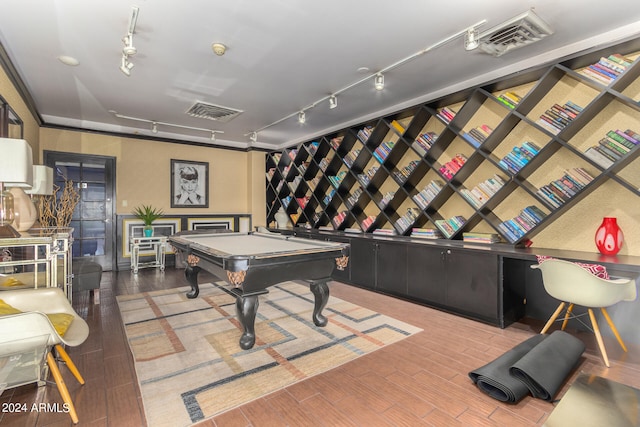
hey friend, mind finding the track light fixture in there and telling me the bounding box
[329,95,337,109]
[120,55,134,76]
[250,20,486,140]
[109,110,224,141]
[464,26,479,51]
[298,111,306,124]
[122,34,137,56]
[119,6,140,76]
[374,73,385,91]
[250,132,258,143]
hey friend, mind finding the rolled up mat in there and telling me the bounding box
[509,330,585,401]
[468,334,547,403]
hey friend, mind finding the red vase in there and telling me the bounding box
[595,217,624,255]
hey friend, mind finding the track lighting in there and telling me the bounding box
[120,55,134,76]
[329,95,337,109]
[251,20,487,139]
[465,27,479,51]
[110,111,223,141]
[249,132,258,143]
[298,111,306,124]
[374,73,385,91]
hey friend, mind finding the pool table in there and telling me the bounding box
[168,231,350,349]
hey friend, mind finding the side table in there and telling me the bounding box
[130,236,167,273]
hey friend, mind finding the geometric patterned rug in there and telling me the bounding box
[116,281,422,427]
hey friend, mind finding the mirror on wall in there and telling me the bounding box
[0,95,23,138]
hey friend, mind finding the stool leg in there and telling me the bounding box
[55,344,85,385]
[541,302,565,334]
[601,307,627,352]
[47,352,79,424]
[588,308,610,368]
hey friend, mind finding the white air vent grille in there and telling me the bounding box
[478,10,553,57]
[186,101,243,122]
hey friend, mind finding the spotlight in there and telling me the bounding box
[210,131,216,141]
[329,95,337,109]
[122,34,137,56]
[298,111,306,124]
[464,27,479,51]
[151,122,158,133]
[374,73,384,91]
[120,56,134,76]
[250,132,257,143]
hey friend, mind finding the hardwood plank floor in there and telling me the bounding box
[1,267,638,426]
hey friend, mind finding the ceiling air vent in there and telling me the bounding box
[185,101,243,123]
[477,10,554,57]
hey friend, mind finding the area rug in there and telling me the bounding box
[116,281,422,427]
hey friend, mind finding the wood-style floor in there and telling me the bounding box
[1,267,639,426]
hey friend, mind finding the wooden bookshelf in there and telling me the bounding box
[266,38,640,247]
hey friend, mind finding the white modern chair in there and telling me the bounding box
[0,287,89,424]
[531,258,637,367]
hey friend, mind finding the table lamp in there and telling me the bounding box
[0,138,33,237]
[25,165,54,229]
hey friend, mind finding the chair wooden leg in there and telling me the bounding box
[541,302,566,334]
[55,344,85,385]
[47,352,79,424]
[588,308,610,368]
[601,307,628,352]
[561,303,574,330]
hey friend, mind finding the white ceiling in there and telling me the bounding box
[1,0,640,150]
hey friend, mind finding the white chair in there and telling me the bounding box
[531,259,637,367]
[0,287,89,424]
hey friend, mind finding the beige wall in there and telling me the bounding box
[0,66,39,158]
[38,128,266,225]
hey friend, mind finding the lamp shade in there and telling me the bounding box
[0,138,33,187]
[25,165,53,195]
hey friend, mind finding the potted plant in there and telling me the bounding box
[133,205,164,237]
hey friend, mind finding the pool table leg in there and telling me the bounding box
[235,293,261,350]
[309,279,330,327]
[184,265,201,299]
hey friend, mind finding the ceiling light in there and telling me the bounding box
[210,131,216,141]
[58,55,79,66]
[298,111,306,124]
[250,132,257,143]
[329,95,337,109]
[122,34,137,56]
[120,55,134,76]
[465,27,479,50]
[374,73,385,91]
[151,122,158,133]
[211,43,227,56]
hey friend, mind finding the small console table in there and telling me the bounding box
[130,236,167,273]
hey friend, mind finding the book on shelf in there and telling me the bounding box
[391,120,405,134]
[411,228,443,239]
[372,228,397,236]
[437,107,457,123]
[463,232,501,244]
[584,147,614,168]
[579,53,635,84]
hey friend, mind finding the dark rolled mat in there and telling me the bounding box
[468,334,546,403]
[509,330,585,401]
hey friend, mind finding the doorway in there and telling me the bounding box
[44,151,116,271]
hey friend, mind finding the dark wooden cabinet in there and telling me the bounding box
[406,245,447,306]
[445,249,499,323]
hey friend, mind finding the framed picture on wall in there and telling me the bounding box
[171,159,209,208]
